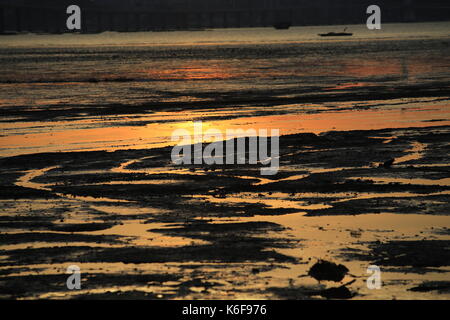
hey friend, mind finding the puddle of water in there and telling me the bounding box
[349,177,450,187]
[16,166,60,191]
[192,192,331,211]
[396,141,426,164]
[1,241,123,251]
[15,166,134,203]
[89,179,192,185]
[87,220,209,248]
[90,205,168,216]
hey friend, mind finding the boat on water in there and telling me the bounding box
[273,22,292,30]
[319,28,353,37]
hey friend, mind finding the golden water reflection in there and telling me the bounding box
[1,99,449,157]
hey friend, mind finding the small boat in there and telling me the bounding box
[319,32,353,37]
[273,22,291,30]
[319,27,353,37]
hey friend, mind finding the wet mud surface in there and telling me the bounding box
[1,124,449,299]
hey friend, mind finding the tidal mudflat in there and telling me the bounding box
[1,122,450,299]
[0,24,450,299]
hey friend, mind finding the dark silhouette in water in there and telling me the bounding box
[319,27,353,37]
[319,282,355,299]
[273,22,292,30]
[381,159,395,168]
[308,260,349,282]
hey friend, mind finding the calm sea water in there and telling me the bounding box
[0,22,449,107]
[0,22,449,156]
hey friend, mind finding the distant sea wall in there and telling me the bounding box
[0,0,449,34]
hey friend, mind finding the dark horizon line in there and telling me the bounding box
[1,0,450,34]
